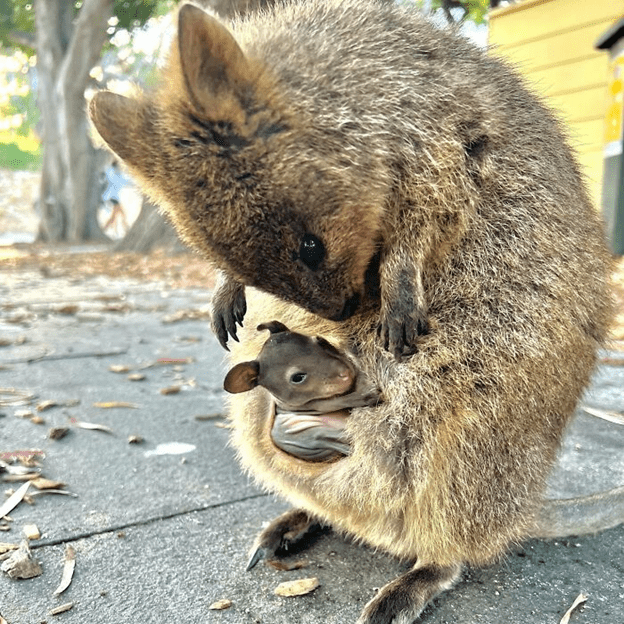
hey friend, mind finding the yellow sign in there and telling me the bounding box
[605,52,624,155]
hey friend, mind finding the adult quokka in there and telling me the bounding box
[89,1,616,621]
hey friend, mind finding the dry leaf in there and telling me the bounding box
[53,545,76,596]
[128,435,144,444]
[0,460,41,476]
[0,543,19,555]
[48,427,70,440]
[0,540,42,579]
[102,302,132,313]
[109,364,131,373]
[17,452,44,467]
[560,593,587,624]
[0,461,41,477]
[56,304,79,315]
[14,409,34,419]
[157,357,194,366]
[36,400,57,412]
[0,388,36,406]
[194,413,224,421]
[581,405,624,426]
[127,373,145,381]
[274,577,319,597]
[162,308,211,323]
[160,385,181,395]
[70,418,114,434]
[267,558,310,571]
[0,481,30,518]
[31,478,65,490]
[23,524,40,540]
[93,401,139,409]
[50,602,74,616]
[208,598,232,610]
[599,356,624,366]
[30,415,45,425]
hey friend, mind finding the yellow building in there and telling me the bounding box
[489,0,624,207]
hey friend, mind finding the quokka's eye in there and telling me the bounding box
[299,234,325,271]
[290,372,307,384]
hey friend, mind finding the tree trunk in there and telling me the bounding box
[114,199,187,254]
[36,0,113,243]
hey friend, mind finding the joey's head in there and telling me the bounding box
[89,3,385,322]
[223,321,356,408]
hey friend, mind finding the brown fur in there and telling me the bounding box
[89,0,613,620]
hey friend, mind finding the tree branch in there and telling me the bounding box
[8,29,36,49]
[59,0,113,104]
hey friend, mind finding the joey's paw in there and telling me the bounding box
[378,307,429,361]
[210,282,247,349]
[246,509,323,570]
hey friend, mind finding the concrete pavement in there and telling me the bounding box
[1,259,623,624]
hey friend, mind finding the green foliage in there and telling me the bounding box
[0,0,177,52]
[0,139,41,170]
[2,71,39,136]
[113,0,162,32]
[0,0,35,51]
[398,0,491,25]
[460,0,490,24]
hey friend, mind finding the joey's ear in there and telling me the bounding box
[224,361,260,393]
[315,335,341,356]
[178,4,252,112]
[257,321,290,335]
[89,92,148,166]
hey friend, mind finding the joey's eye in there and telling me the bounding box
[299,234,325,271]
[290,372,307,384]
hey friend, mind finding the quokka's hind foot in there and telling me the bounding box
[246,508,325,570]
[357,562,462,624]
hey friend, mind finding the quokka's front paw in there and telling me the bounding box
[378,305,429,360]
[210,278,246,349]
[246,509,324,570]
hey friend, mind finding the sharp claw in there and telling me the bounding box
[246,546,265,571]
[216,327,229,351]
[225,317,238,343]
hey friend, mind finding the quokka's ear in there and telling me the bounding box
[89,92,147,165]
[224,361,261,394]
[178,4,253,114]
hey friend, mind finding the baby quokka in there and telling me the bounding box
[224,320,380,461]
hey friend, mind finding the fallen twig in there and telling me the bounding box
[49,602,74,616]
[29,489,77,498]
[208,598,232,610]
[560,593,587,624]
[69,417,114,434]
[92,401,139,409]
